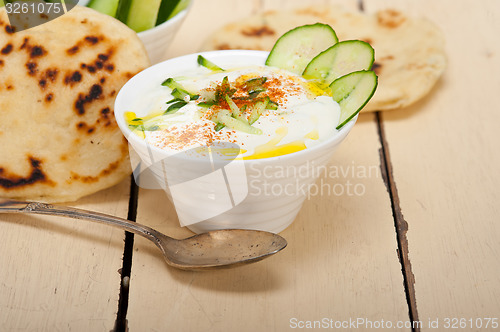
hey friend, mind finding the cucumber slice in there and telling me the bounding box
[266,23,338,74]
[330,70,378,129]
[156,0,181,25]
[87,0,119,17]
[303,40,375,84]
[126,0,162,32]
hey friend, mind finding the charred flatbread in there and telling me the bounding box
[0,6,150,202]
[202,7,447,111]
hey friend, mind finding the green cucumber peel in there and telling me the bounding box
[87,0,119,16]
[164,100,187,114]
[330,70,378,130]
[156,0,182,25]
[115,0,132,24]
[214,122,226,131]
[303,40,375,85]
[197,55,224,72]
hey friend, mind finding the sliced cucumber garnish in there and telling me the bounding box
[303,40,374,84]
[216,110,262,135]
[266,23,338,74]
[330,70,378,129]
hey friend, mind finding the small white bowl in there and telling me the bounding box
[78,0,191,64]
[115,50,358,234]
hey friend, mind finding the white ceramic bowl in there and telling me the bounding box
[115,50,358,234]
[78,0,191,64]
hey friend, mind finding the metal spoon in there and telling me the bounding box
[0,199,287,270]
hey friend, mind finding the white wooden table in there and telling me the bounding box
[1,0,499,331]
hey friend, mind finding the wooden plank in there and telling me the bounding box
[163,0,361,60]
[127,1,409,330]
[0,179,131,331]
[363,0,500,329]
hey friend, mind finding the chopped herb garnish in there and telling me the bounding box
[215,76,236,102]
[161,78,175,87]
[164,101,187,114]
[248,88,266,99]
[166,98,181,104]
[198,101,216,108]
[214,122,226,131]
[266,99,279,110]
[128,124,159,132]
[245,77,267,87]
[248,86,267,95]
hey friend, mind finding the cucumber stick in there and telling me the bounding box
[303,40,374,85]
[87,0,119,16]
[167,0,189,20]
[197,55,224,71]
[266,23,338,75]
[156,0,182,25]
[93,0,186,32]
[126,0,162,32]
[115,0,132,24]
[330,70,377,129]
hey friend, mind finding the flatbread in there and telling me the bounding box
[202,7,447,112]
[0,6,150,202]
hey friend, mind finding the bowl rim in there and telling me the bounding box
[114,50,358,164]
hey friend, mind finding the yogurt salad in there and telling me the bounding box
[123,23,377,160]
[125,59,340,159]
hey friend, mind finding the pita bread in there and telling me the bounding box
[202,7,447,112]
[0,6,150,202]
